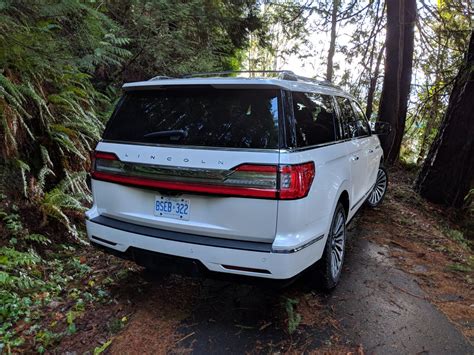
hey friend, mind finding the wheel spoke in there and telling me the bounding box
[330,209,346,279]
[335,213,344,234]
[334,232,344,242]
[368,168,387,206]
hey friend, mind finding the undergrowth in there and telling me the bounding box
[284,297,302,334]
[0,204,130,353]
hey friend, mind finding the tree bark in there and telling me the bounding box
[326,0,339,82]
[415,32,474,208]
[377,0,416,164]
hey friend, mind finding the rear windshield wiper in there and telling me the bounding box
[143,130,188,141]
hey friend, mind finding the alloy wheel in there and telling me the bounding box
[330,209,346,280]
[368,168,387,206]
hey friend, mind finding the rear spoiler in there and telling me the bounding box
[122,79,287,91]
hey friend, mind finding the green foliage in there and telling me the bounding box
[107,316,128,334]
[445,228,471,250]
[0,1,123,235]
[24,234,51,246]
[106,0,263,78]
[39,177,87,233]
[0,242,100,351]
[403,1,471,164]
[94,339,113,355]
[1,212,23,236]
[0,207,113,351]
[284,297,301,334]
[447,256,474,274]
[244,2,310,72]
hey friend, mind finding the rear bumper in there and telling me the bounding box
[85,216,326,280]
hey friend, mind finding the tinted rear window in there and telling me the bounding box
[103,88,280,149]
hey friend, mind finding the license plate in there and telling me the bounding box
[154,195,190,220]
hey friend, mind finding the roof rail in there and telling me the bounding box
[148,75,174,81]
[147,71,341,90]
[293,75,342,90]
[181,70,298,80]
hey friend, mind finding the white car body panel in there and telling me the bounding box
[89,141,279,243]
[347,138,371,209]
[274,143,350,253]
[86,218,324,279]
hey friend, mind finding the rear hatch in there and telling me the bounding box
[91,86,283,243]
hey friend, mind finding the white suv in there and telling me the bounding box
[85,71,389,289]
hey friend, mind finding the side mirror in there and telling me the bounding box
[371,121,392,135]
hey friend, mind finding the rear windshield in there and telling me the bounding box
[103,88,280,149]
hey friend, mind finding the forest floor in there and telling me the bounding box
[6,167,473,354]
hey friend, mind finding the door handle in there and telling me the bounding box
[352,156,359,161]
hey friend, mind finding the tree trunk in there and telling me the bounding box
[366,45,385,120]
[377,0,416,164]
[415,32,474,208]
[326,0,339,82]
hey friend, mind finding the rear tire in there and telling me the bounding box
[318,202,347,290]
[366,165,388,208]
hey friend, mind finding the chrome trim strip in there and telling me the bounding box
[280,140,343,153]
[350,183,376,211]
[102,135,370,154]
[98,160,229,183]
[271,234,325,254]
[95,159,277,188]
[280,136,372,153]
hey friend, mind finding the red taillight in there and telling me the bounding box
[93,152,118,161]
[90,151,314,200]
[233,164,278,173]
[90,151,119,174]
[279,162,315,199]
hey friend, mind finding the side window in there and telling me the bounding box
[335,96,356,139]
[292,92,336,147]
[335,97,369,139]
[351,101,371,137]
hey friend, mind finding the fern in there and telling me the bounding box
[25,234,51,246]
[15,159,30,198]
[0,0,128,212]
[39,174,88,235]
[0,247,41,268]
[37,146,55,192]
[1,213,23,235]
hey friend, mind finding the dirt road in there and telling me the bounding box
[58,221,471,354]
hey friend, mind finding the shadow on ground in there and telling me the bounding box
[56,212,472,354]
[101,218,472,354]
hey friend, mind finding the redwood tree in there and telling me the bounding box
[326,0,339,82]
[415,31,474,208]
[377,0,416,164]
